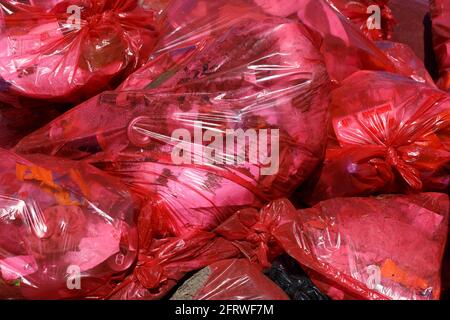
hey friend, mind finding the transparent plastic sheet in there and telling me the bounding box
[116,0,430,92]
[105,231,241,300]
[108,194,448,300]
[305,272,359,300]
[171,259,289,300]
[430,0,450,91]
[325,0,394,41]
[295,0,435,86]
[0,0,160,105]
[272,194,449,300]
[219,0,394,42]
[300,71,450,205]
[375,41,435,85]
[0,148,138,299]
[105,199,285,300]
[14,0,330,235]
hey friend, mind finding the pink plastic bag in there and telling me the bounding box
[250,0,395,41]
[430,0,450,91]
[326,0,394,41]
[172,259,289,300]
[15,0,330,235]
[270,194,449,300]
[106,230,241,300]
[302,71,449,204]
[106,194,287,300]
[0,149,137,299]
[114,194,449,300]
[295,0,434,86]
[0,0,159,105]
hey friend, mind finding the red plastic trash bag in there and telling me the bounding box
[295,0,434,86]
[250,0,395,41]
[375,41,435,86]
[122,0,414,89]
[171,259,289,300]
[269,194,449,300]
[105,230,241,300]
[105,197,286,300]
[115,194,449,300]
[0,149,138,299]
[302,71,450,204]
[326,0,394,41]
[0,0,159,105]
[15,1,330,234]
[430,0,450,91]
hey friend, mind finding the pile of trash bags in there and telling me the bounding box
[0,0,449,300]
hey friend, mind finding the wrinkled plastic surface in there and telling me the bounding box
[276,194,449,300]
[430,0,450,91]
[255,195,449,300]
[116,195,448,300]
[23,0,65,11]
[0,0,159,105]
[173,259,289,300]
[0,148,137,299]
[327,0,394,41]
[239,0,394,42]
[375,41,435,85]
[105,192,449,300]
[105,230,241,299]
[295,0,405,85]
[105,197,284,300]
[302,71,450,204]
[15,0,330,235]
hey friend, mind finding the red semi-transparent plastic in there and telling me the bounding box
[0,0,160,105]
[108,194,448,300]
[302,70,449,204]
[15,0,330,236]
[0,149,138,299]
[186,259,289,300]
[270,194,449,300]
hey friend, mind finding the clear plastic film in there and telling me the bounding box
[430,0,450,91]
[106,196,283,300]
[110,194,449,300]
[106,230,241,300]
[0,148,137,299]
[171,259,289,300]
[15,0,330,235]
[0,0,160,105]
[301,70,450,205]
[294,0,436,86]
[268,194,449,300]
[374,40,435,85]
[325,0,394,41]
